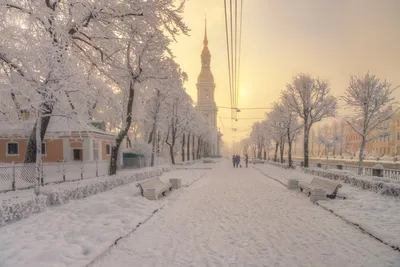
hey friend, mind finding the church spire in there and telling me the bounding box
[201,16,211,69]
[203,17,208,47]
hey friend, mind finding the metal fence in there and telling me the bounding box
[0,157,163,193]
[0,161,110,192]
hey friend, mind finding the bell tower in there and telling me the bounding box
[196,18,222,156]
[196,18,217,127]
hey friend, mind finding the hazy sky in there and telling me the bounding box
[171,0,400,144]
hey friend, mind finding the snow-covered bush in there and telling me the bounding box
[0,166,172,226]
[42,168,162,205]
[302,168,400,197]
[268,161,291,169]
[0,195,47,226]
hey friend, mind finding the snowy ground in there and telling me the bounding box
[254,163,400,250]
[0,168,207,267]
[1,161,399,267]
[88,161,399,267]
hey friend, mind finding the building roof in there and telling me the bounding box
[0,116,117,138]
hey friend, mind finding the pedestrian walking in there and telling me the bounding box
[232,155,236,168]
[235,155,240,168]
[245,154,249,168]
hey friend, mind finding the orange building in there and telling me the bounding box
[343,109,400,157]
[0,117,116,164]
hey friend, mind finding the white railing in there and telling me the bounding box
[310,162,400,181]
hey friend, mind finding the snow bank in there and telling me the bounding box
[0,166,171,226]
[0,183,162,267]
[255,163,400,251]
[303,168,400,197]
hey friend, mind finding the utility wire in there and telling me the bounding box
[237,0,243,112]
[223,0,233,127]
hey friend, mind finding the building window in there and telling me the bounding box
[7,142,19,155]
[73,149,82,161]
[41,142,46,155]
[106,144,111,155]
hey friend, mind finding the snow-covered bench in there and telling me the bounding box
[136,177,172,200]
[299,177,342,199]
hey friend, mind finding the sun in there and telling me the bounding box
[239,86,246,98]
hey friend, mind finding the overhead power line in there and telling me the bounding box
[219,117,265,120]
[223,0,244,124]
[217,106,271,110]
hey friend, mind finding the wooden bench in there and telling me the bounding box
[299,177,342,199]
[136,177,172,200]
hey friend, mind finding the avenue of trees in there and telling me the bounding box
[0,0,215,180]
[244,73,398,171]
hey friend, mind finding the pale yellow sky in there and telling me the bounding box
[171,0,400,145]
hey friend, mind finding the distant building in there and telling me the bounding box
[0,115,116,163]
[195,19,222,156]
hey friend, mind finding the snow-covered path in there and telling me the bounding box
[93,161,400,267]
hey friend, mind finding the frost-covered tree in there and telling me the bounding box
[0,0,189,176]
[317,132,342,169]
[282,74,337,168]
[250,122,264,159]
[267,104,287,163]
[261,120,272,160]
[273,103,302,168]
[342,72,398,174]
[143,88,168,166]
[164,89,196,164]
[0,0,148,163]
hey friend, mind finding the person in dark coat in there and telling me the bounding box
[245,154,249,168]
[232,155,236,168]
[235,155,240,168]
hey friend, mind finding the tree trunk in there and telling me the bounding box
[303,122,311,168]
[274,142,279,162]
[151,129,156,167]
[287,128,293,168]
[325,147,329,170]
[157,131,160,157]
[358,137,366,175]
[126,135,132,148]
[109,73,136,175]
[280,139,285,164]
[182,133,185,162]
[197,138,201,159]
[24,114,52,164]
[169,144,175,165]
[192,135,195,161]
[288,141,293,168]
[34,112,42,195]
[187,133,190,162]
[257,143,262,159]
[109,143,121,175]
